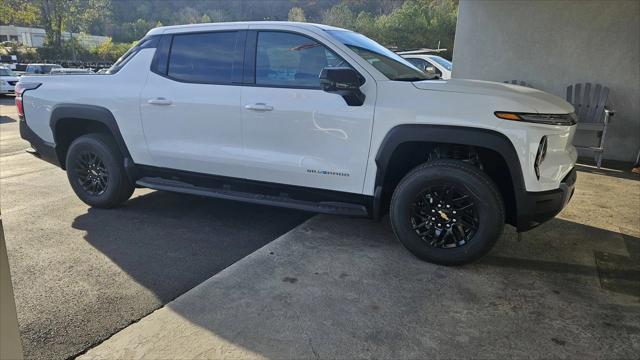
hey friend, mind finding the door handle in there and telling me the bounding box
[148,97,173,105]
[244,103,273,112]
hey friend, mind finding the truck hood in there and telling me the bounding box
[412,79,574,114]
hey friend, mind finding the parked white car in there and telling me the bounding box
[0,66,19,95]
[17,22,577,264]
[24,63,62,75]
[49,68,93,75]
[399,53,452,79]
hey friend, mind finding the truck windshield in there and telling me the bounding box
[326,30,427,82]
[0,68,15,76]
[429,56,453,71]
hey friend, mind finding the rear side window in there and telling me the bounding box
[168,31,239,84]
[108,36,159,74]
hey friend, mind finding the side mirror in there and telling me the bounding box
[319,67,365,106]
[424,66,440,80]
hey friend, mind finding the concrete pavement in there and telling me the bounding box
[0,96,311,359]
[81,167,640,359]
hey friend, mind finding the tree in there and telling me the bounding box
[206,9,229,23]
[288,7,307,22]
[321,3,354,29]
[37,0,111,48]
[353,11,377,37]
[91,36,134,62]
[176,7,200,24]
[0,0,40,26]
[384,0,457,54]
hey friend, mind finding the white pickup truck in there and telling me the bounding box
[17,22,577,265]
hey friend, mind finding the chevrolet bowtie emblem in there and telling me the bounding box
[438,210,450,221]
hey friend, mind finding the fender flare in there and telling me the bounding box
[49,104,135,175]
[372,124,527,221]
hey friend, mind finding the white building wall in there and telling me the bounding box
[0,25,107,49]
[452,0,640,162]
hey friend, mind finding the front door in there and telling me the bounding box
[139,30,246,178]
[241,30,376,194]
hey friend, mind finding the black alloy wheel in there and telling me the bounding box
[74,151,109,196]
[390,159,505,265]
[410,185,479,249]
[66,133,134,208]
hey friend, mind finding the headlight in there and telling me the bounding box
[495,112,577,126]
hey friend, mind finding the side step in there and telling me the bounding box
[136,177,369,217]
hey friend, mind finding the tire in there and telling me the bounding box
[66,133,134,208]
[390,159,505,265]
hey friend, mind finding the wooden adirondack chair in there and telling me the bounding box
[503,80,533,88]
[566,83,614,168]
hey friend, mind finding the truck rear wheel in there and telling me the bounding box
[66,133,134,208]
[390,159,505,265]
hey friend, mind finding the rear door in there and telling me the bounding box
[139,29,247,178]
[240,28,376,194]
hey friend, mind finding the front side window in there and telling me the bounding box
[327,30,427,82]
[406,58,442,77]
[41,65,61,74]
[406,58,428,71]
[168,31,238,83]
[256,32,346,88]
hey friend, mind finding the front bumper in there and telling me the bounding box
[19,117,61,167]
[517,167,576,231]
[0,83,16,94]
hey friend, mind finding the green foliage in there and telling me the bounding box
[288,7,307,22]
[0,0,40,26]
[0,44,38,62]
[90,37,133,62]
[325,0,458,57]
[322,3,355,29]
[1,0,458,62]
[35,0,111,48]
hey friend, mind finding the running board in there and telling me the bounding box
[136,177,369,217]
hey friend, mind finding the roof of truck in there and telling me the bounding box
[146,21,347,36]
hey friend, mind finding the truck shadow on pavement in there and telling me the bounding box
[1,115,16,124]
[153,215,639,359]
[72,190,311,303]
[80,207,640,359]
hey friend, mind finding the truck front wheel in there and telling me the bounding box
[390,159,505,265]
[65,133,134,208]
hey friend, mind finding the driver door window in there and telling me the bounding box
[255,32,345,88]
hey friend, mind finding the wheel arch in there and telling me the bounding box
[49,104,133,171]
[373,125,527,227]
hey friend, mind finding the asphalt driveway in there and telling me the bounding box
[0,96,311,359]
